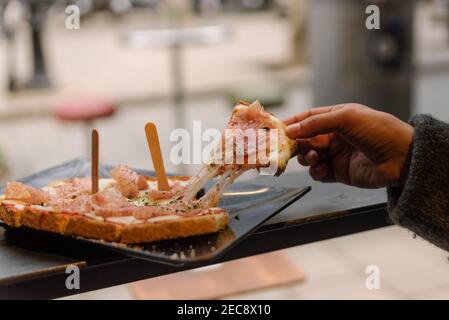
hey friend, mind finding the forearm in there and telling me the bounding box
[387,114,449,251]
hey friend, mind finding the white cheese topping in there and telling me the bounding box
[105,215,181,224]
[99,178,115,191]
[83,212,104,221]
[29,205,55,212]
[147,215,182,222]
[146,181,158,190]
[2,200,25,211]
[106,216,144,224]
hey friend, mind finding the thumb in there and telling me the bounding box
[286,109,348,139]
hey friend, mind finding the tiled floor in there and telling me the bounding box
[62,226,449,300]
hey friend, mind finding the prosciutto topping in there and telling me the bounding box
[53,177,91,199]
[147,181,185,200]
[110,165,148,198]
[1,166,215,223]
[227,100,266,130]
[182,100,296,206]
[133,205,179,220]
[4,181,50,205]
[60,195,93,214]
[91,190,135,218]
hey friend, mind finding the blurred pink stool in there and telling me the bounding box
[54,97,116,154]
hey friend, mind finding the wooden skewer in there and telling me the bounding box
[145,122,170,191]
[91,129,99,194]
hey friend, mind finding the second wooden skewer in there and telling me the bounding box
[145,122,170,191]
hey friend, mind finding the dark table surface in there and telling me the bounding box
[0,171,389,299]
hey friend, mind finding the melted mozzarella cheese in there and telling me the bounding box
[2,200,26,211]
[29,204,55,212]
[147,215,181,222]
[106,216,143,224]
[105,215,181,224]
[83,212,104,221]
[99,178,115,191]
[146,179,189,189]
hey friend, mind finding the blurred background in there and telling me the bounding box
[1,0,449,299]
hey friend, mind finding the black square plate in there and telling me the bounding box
[0,158,310,267]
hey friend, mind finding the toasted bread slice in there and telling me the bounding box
[0,204,228,244]
[0,176,228,244]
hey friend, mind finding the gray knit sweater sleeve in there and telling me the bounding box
[388,114,449,251]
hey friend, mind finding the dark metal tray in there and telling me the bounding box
[0,158,310,267]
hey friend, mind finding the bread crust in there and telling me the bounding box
[0,204,228,244]
[0,205,21,227]
[65,214,122,242]
[120,213,228,243]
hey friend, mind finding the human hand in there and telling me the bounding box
[284,104,414,188]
